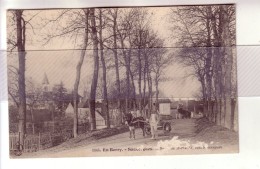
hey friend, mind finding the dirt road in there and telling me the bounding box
[17,118,238,158]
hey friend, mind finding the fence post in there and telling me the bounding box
[18,132,20,148]
[49,132,52,146]
[38,132,41,150]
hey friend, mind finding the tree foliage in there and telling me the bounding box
[169,5,236,128]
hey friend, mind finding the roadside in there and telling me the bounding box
[12,117,239,158]
[192,117,238,150]
[10,125,129,158]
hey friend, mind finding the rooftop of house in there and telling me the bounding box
[157,98,172,103]
[66,101,105,119]
[78,100,103,109]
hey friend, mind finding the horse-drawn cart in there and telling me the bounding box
[144,114,173,135]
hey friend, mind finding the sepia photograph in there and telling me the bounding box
[7,4,238,158]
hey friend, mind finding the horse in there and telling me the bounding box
[177,108,191,119]
[123,113,147,139]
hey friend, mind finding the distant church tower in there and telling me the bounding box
[42,72,50,92]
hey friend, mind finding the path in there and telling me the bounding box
[16,118,238,158]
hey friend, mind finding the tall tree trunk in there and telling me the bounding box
[112,9,122,122]
[210,7,223,125]
[221,5,233,129]
[155,74,159,111]
[89,8,99,130]
[147,70,153,117]
[142,52,147,117]
[129,63,137,110]
[205,7,213,121]
[118,33,130,114]
[137,48,143,114]
[73,9,89,137]
[99,9,110,128]
[219,6,226,126]
[125,51,130,114]
[199,75,207,117]
[143,50,149,117]
[124,48,131,114]
[16,10,27,145]
[127,35,134,111]
[30,107,35,134]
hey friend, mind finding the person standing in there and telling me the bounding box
[149,103,159,139]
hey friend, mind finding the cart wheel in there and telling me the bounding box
[164,123,171,134]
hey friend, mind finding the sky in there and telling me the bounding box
[7,6,200,98]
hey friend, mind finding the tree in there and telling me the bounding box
[151,46,171,109]
[7,9,36,144]
[89,8,99,130]
[130,8,153,115]
[169,7,212,113]
[220,5,233,129]
[72,9,89,137]
[111,8,169,117]
[40,9,92,136]
[116,8,136,114]
[8,66,19,108]
[16,10,27,145]
[98,9,110,128]
[110,9,121,115]
[169,5,236,129]
[26,78,42,134]
[52,81,68,114]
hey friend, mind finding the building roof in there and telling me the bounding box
[76,101,106,119]
[157,98,172,103]
[77,99,103,109]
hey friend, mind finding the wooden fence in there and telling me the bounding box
[9,130,73,152]
[9,121,120,153]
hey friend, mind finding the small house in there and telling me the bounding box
[65,103,74,118]
[77,100,106,129]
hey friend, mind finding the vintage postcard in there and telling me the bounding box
[7,4,238,158]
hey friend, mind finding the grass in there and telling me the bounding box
[194,117,238,146]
